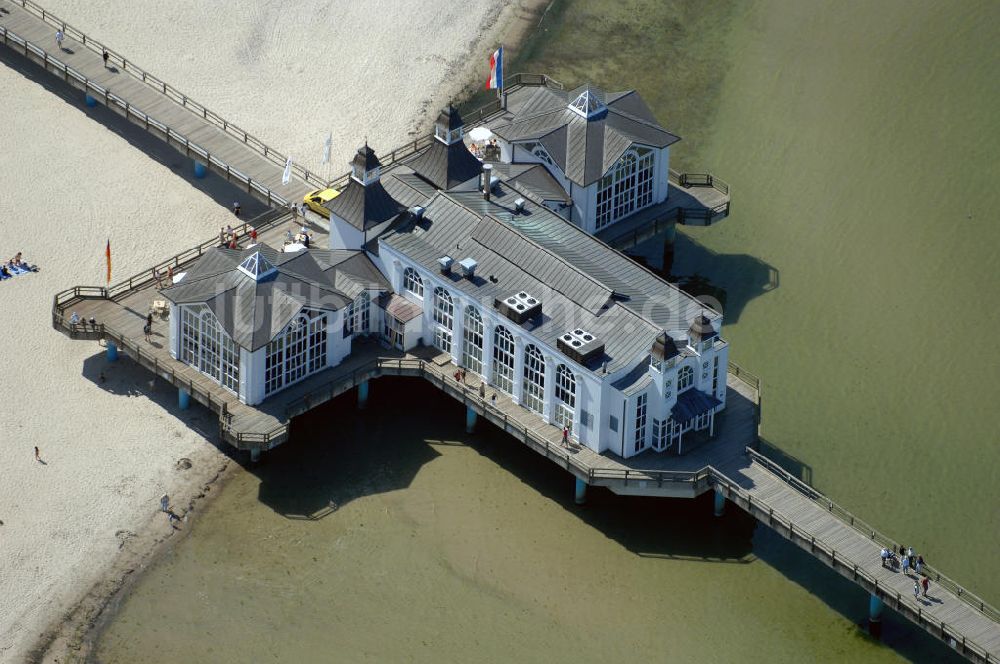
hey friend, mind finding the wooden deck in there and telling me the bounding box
[716,452,1000,662]
[50,202,1000,661]
[52,266,1000,660]
[0,0,324,207]
[596,174,732,252]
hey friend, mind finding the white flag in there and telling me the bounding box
[282,157,292,185]
[322,132,332,165]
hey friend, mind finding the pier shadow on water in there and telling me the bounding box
[672,232,778,325]
[86,361,967,662]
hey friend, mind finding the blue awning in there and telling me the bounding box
[671,389,722,424]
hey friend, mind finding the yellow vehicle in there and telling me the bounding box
[303,188,340,218]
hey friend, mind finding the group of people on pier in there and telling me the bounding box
[880,545,932,597]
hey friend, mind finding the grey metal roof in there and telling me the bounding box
[351,144,381,172]
[436,104,464,131]
[323,177,404,231]
[159,244,351,351]
[505,164,569,202]
[380,188,716,374]
[487,84,680,187]
[310,248,391,299]
[379,293,423,322]
[406,139,483,191]
[612,360,654,396]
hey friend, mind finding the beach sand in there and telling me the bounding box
[0,0,536,660]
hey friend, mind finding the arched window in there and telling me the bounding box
[678,365,694,392]
[491,325,515,394]
[522,345,545,414]
[265,308,328,396]
[554,364,576,430]
[462,305,484,375]
[403,267,423,299]
[595,147,655,229]
[179,304,239,393]
[432,287,454,353]
[343,291,370,338]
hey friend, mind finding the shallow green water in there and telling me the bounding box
[95,1,998,661]
[519,0,1000,599]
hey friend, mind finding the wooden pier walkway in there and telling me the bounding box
[716,453,1000,662]
[48,210,1000,661]
[0,0,326,207]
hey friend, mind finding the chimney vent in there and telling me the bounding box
[438,256,454,273]
[513,198,526,214]
[458,257,478,279]
[482,164,493,202]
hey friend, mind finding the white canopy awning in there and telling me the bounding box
[468,126,493,143]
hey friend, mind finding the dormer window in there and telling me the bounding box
[435,124,463,145]
[351,163,380,185]
[568,86,607,119]
[237,251,277,282]
[523,142,554,168]
[434,105,465,145]
[350,144,382,186]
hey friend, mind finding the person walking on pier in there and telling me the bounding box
[902,555,910,576]
[915,554,924,574]
[880,547,889,568]
[907,546,916,570]
[921,575,930,597]
[102,49,109,68]
[55,29,64,50]
[232,201,242,218]
[913,582,920,600]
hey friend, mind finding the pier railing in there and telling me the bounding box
[0,26,297,207]
[712,466,997,663]
[6,0,328,190]
[668,168,730,197]
[743,447,1000,627]
[50,209,288,321]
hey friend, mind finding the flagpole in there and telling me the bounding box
[498,43,504,102]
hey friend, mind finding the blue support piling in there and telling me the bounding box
[869,594,883,621]
[574,477,587,505]
[106,341,118,362]
[465,405,478,433]
[714,485,726,517]
[868,593,884,637]
[84,93,97,107]
[178,388,190,410]
[193,161,208,178]
[357,380,369,409]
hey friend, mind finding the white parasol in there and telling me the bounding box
[467,126,493,142]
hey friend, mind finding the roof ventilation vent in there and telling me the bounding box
[494,290,542,324]
[557,328,605,365]
[513,198,526,214]
[438,256,454,273]
[458,257,478,279]
[408,205,425,221]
